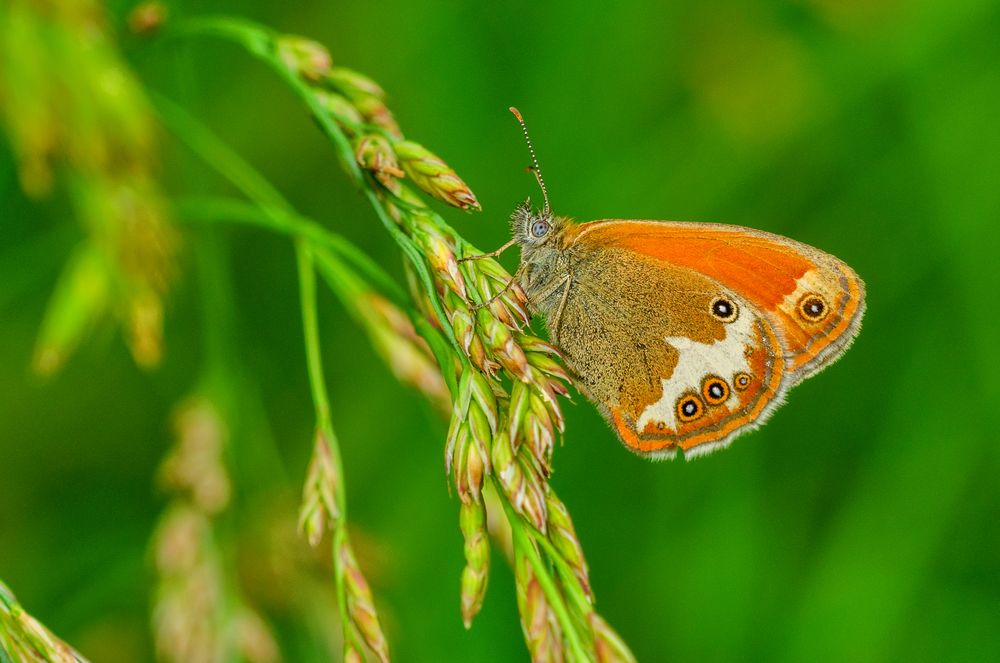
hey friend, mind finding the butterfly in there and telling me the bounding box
[498,108,865,460]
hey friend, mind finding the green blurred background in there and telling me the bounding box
[2,0,999,661]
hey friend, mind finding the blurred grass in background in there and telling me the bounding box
[1,0,999,661]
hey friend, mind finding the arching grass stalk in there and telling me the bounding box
[0,579,88,663]
[158,15,637,661]
[0,0,175,375]
[152,95,398,663]
[297,243,390,663]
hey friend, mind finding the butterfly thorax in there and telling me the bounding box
[509,200,579,337]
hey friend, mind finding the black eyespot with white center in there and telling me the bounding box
[701,376,730,406]
[530,219,550,238]
[797,293,829,323]
[734,372,752,391]
[676,394,705,423]
[710,296,739,323]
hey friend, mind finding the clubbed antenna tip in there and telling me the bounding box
[508,107,551,216]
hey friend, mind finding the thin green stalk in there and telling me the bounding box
[152,92,287,210]
[497,479,593,663]
[174,195,406,305]
[296,243,334,441]
[296,241,358,651]
[194,226,235,393]
[331,526,354,652]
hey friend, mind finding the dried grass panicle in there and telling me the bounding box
[152,395,281,663]
[363,293,450,412]
[232,608,283,663]
[159,397,231,515]
[0,1,175,374]
[152,506,226,663]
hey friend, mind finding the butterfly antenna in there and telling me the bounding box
[509,107,551,216]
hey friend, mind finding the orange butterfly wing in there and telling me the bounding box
[565,220,866,385]
[531,242,787,459]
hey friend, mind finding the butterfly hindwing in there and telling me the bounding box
[524,244,787,459]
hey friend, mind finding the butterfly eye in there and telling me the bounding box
[710,296,739,322]
[797,293,829,322]
[530,219,550,238]
[701,376,730,406]
[676,394,705,423]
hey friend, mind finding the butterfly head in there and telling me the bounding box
[510,197,565,248]
[508,108,568,253]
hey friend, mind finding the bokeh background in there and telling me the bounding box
[2,0,999,661]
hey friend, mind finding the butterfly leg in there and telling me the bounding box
[470,264,527,314]
[457,238,518,263]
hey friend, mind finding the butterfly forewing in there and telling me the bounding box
[567,220,866,385]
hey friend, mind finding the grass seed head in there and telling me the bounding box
[413,225,467,298]
[515,549,565,663]
[589,613,638,663]
[297,428,341,546]
[354,134,404,192]
[460,500,490,628]
[276,36,332,81]
[338,539,390,663]
[394,140,480,211]
[546,492,592,601]
[314,90,365,134]
[492,431,548,532]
